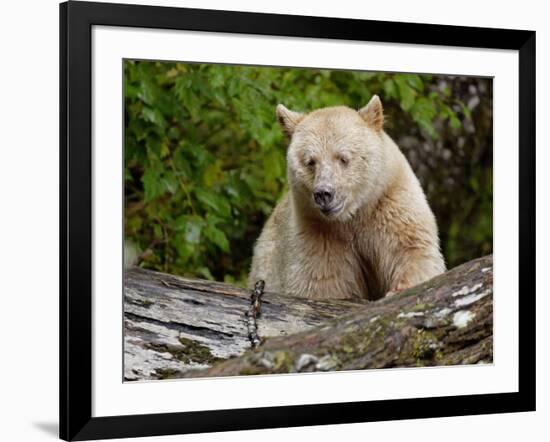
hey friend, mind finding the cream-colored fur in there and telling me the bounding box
[248,96,445,300]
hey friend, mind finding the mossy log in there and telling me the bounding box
[124,268,367,380]
[124,255,492,381]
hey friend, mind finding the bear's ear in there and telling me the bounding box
[276,104,304,138]
[359,95,384,132]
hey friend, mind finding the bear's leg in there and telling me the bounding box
[248,239,278,291]
[248,208,284,292]
[385,248,445,297]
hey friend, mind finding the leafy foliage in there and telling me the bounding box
[124,60,492,285]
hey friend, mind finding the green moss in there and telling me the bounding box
[238,351,295,375]
[128,298,154,308]
[411,330,439,361]
[239,366,269,376]
[155,368,182,379]
[177,337,221,364]
[146,338,220,365]
[411,302,430,312]
[272,351,294,372]
[342,345,354,354]
[330,317,390,367]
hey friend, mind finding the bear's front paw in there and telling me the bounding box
[385,281,411,298]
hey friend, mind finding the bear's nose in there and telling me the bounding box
[313,187,335,207]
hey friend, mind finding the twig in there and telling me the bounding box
[245,280,265,349]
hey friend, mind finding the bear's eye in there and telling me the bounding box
[305,158,316,167]
[338,156,349,166]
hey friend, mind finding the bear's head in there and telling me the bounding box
[278,95,387,222]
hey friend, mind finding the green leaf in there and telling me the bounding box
[175,215,205,244]
[449,112,461,129]
[383,79,397,99]
[141,107,166,129]
[196,266,215,280]
[153,223,163,239]
[395,76,416,111]
[141,166,164,201]
[195,188,231,218]
[204,225,230,252]
[404,74,425,92]
[461,103,472,120]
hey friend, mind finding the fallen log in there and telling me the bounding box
[124,255,493,381]
[124,267,367,380]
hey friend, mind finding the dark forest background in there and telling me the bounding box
[124,60,492,286]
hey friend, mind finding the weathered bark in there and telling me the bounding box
[124,255,492,381]
[124,268,367,380]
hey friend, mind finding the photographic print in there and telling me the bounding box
[123,60,493,381]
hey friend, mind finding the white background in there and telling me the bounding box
[0,0,547,441]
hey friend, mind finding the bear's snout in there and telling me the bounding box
[313,187,335,208]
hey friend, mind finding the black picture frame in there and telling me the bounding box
[60,1,536,440]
